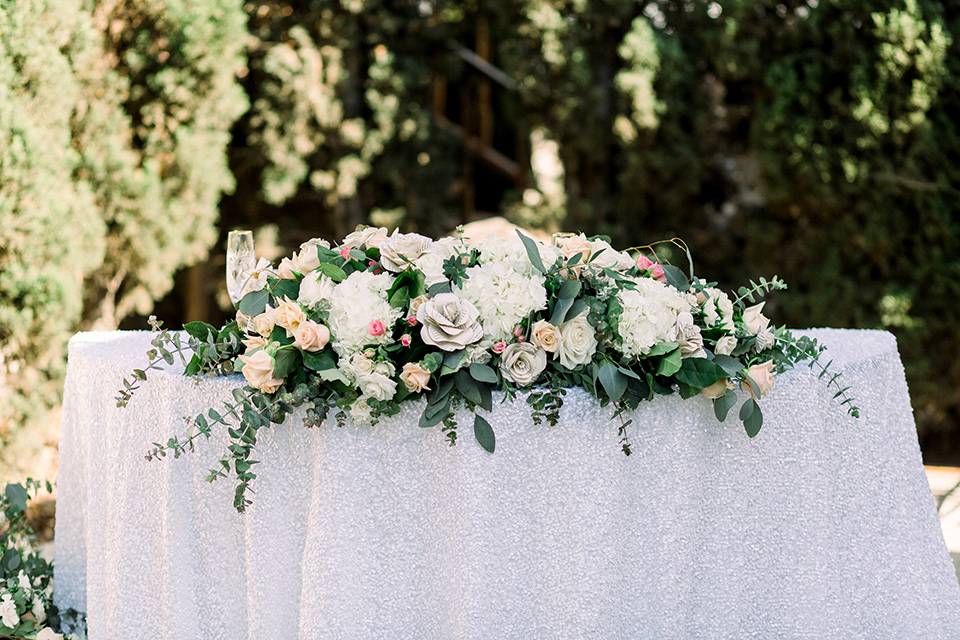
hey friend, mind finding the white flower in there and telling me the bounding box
[36,629,63,640]
[457,260,547,343]
[417,293,484,351]
[615,277,693,358]
[357,361,397,402]
[343,225,389,249]
[530,320,561,353]
[297,272,336,308]
[476,234,558,276]
[499,342,547,387]
[242,257,273,296]
[32,597,46,624]
[349,396,374,423]
[700,287,734,329]
[327,270,403,355]
[556,313,598,369]
[413,238,461,286]
[0,593,19,628]
[17,571,30,592]
[466,339,495,365]
[742,302,771,335]
[586,238,635,272]
[670,311,707,359]
[379,230,434,272]
[755,327,776,351]
[715,335,738,356]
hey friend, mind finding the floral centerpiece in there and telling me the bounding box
[119,227,858,512]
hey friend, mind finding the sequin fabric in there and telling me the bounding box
[54,329,960,639]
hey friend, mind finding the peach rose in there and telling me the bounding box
[745,361,775,398]
[400,362,432,393]
[277,257,300,280]
[701,379,729,399]
[293,320,330,352]
[742,302,770,335]
[253,307,277,338]
[530,319,561,353]
[273,297,306,337]
[238,348,284,394]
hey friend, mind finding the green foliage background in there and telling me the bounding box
[2,0,958,462]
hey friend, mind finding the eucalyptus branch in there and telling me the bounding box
[611,401,633,456]
[732,276,788,308]
[775,333,860,419]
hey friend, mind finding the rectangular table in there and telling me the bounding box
[55,329,960,638]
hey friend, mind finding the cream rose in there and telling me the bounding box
[745,361,776,398]
[530,320,561,353]
[343,225,389,249]
[715,335,737,356]
[238,349,284,394]
[293,320,330,352]
[742,302,771,335]
[35,628,63,640]
[379,231,434,272]
[400,362,432,393]
[253,307,277,338]
[273,297,306,336]
[556,313,598,369]
[499,342,547,386]
[408,294,430,317]
[242,335,267,351]
[701,379,729,399]
[417,293,484,351]
[277,256,300,280]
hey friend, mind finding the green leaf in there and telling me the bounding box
[272,349,298,380]
[239,290,269,316]
[550,297,575,326]
[455,369,483,405]
[4,483,28,513]
[420,399,450,427]
[272,278,301,302]
[474,414,496,452]
[389,285,410,310]
[517,231,546,273]
[656,348,683,377]
[647,341,679,357]
[714,391,737,422]
[469,362,498,384]
[317,368,350,385]
[320,262,347,282]
[477,380,493,412]
[184,356,201,376]
[184,321,216,341]
[598,362,628,402]
[566,298,588,322]
[440,350,467,376]
[2,548,21,571]
[557,278,581,299]
[428,281,452,296]
[740,398,763,437]
[673,358,725,388]
[303,351,336,371]
[661,264,690,291]
[711,354,743,377]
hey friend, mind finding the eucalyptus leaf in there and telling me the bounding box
[272,349,299,380]
[598,362,628,402]
[474,414,496,452]
[673,358,725,388]
[469,362,499,384]
[302,351,336,371]
[656,349,683,377]
[549,297,575,326]
[557,278,582,299]
[661,264,690,291]
[455,369,483,405]
[4,483,28,513]
[740,398,763,437]
[712,354,743,377]
[272,278,301,301]
[517,231,546,273]
[238,289,269,316]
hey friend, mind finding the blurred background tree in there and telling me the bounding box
[2,0,959,474]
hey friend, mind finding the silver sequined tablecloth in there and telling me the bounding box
[54,329,960,639]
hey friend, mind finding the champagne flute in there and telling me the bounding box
[226,230,256,306]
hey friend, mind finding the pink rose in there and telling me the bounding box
[368,319,387,337]
[400,362,432,393]
[637,255,667,282]
[293,320,330,352]
[238,349,284,394]
[493,341,507,354]
[401,334,412,347]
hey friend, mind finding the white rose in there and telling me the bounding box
[298,272,336,308]
[17,571,30,591]
[715,335,738,356]
[0,594,19,628]
[379,230,434,272]
[588,239,635,271]
[530,320,561,353]
[745,360,776,398]
[238,349,284,394]
[742,302,771,335]
[36,629,63,640]
[343,225,389,249]
[242,257,274,297]
[413,250,450,286]
[400,362,432,393]
[357,370,397,402]
[293,247,322,273]
[499,342,547,387]
[670,311,707,359]
[556,313,598,369]
[31,597,46,624]
[349,396,374,423]
[417,293,484,351]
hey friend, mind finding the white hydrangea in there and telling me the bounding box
[457,260,547,342]
[475,234,561,276]
[616,277,694,358]
[327,270,403,355]
[700,287,734,329]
